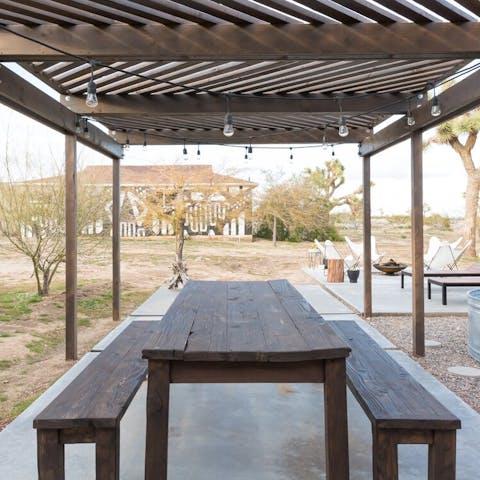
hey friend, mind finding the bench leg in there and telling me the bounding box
[428,281,432,299]
[401,273,404,289]
[145,360,170,480]
[442,286,447,305]
[96,428,120,480]
[324,358,349,480]
[37,429,65,480]
[372,428,398,480]
[428,430,456,480]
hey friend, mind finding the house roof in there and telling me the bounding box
[79,164,256,187]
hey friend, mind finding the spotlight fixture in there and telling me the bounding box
[85,63,98,108]
[83,118,90,138]
[223,96,234,137]
[431,89,441,117]
[197,144,201,161]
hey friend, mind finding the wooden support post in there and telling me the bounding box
[65,134,77,361]
[112,157,121,322]
[411,131,425,356]
[363,154,372,318]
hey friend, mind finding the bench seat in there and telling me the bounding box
[427,276,480,305]
[34,320,163,480]
[330,320,461,480]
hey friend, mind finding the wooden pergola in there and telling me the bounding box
[1,1,480,359]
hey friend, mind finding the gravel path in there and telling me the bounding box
[365,315,480,413]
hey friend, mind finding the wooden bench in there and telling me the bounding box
[33,320,162,480]
[427,276,480,305]
[330,320,461,480]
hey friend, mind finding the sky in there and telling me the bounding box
[0,72,475,218]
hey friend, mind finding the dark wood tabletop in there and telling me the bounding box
[142,279,350,362]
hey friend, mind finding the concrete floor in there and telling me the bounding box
[1,284,479,479]
[305,267,473,315]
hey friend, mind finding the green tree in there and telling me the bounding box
[427,109,480,256]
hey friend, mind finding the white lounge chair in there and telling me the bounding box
[449,239,472,269]
[345,235,383,265]
[425,242,456,270]
[450,236,463,250]
[424,236,442,267]
[325,240,358,270]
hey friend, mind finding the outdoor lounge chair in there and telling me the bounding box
[425,241,456,270]
[345,236,383,265]
[424,236,442,266]
[450,239,472,268]
[450,236,463,250]
[324,239,358,270]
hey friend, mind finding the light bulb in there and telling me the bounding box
[289,147,293,161]
[197,145,201,161]
[223,112,234,137]
[406,111,415,126]
[244,147,248,160]
[248,145,253,161]
[338,116,349,137]
[431,96,441,117]
[183,146,188,161]
[86,78,98,108]
[125,138,130,150]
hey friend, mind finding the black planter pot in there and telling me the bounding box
[347,269,360,283]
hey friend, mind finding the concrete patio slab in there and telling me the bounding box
[130,286,178,316]
[1,282,478,479]
[294,284,352,314]
[304,267,470,315]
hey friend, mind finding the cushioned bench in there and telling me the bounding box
[330,320,461,480]
[34,320,162,480]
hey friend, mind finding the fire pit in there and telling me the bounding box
[373,259,407,275]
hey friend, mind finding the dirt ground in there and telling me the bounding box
[0,222,477,430]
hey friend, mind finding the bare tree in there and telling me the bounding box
[0,152,109,295]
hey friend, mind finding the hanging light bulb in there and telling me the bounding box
[183,141,188,161]
[197,144,201,161]
[431,89,441,117]
[244,146,248,160]
[142,132,147,151]
[124,130,130,150]
[248,143,253,161]
[406,109,415,127]
[322,127,328,150]
[289,147,293,161]
[338,116,349,137]
[85,63,98,108]
[223,96,234,137]
[331,145,335,158]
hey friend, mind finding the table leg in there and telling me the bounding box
[96,428,119,480]
[428,430,456,480]
[428,281,431,299]
[145,361,170,480]
[324,358,349,480]
[401,273,404,289]
[37,429,64,480]
[442,286,447,305]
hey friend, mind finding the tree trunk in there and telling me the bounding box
[273,216,277,247]
[168,219,188,289]
[41,269,50,296]
[463,173,480,257]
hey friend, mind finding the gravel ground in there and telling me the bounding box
[366,315,480,413]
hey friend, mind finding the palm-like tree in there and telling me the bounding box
[427,109,480,257]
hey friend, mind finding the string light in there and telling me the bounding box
[244,146,248,160]
[223,96,234,137]
[197,144,201,161]
[125,130,130,150]
[183,140,188,161]
[248,143,253,161]
[337,99,349,138]
[142,132,147,150]
[289,147,293,161]
[331,145,335,157]
[85,63,98,108]
[83,118,90,138]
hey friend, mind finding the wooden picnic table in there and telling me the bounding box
[142,279,351,480]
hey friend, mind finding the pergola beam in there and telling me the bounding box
[359,69,480,156]
[113,128,366,145]
[1,23,480,61]
[0,66,123,159]
[62,93,411,116]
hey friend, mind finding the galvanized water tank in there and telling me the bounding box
[467,289,480,362]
